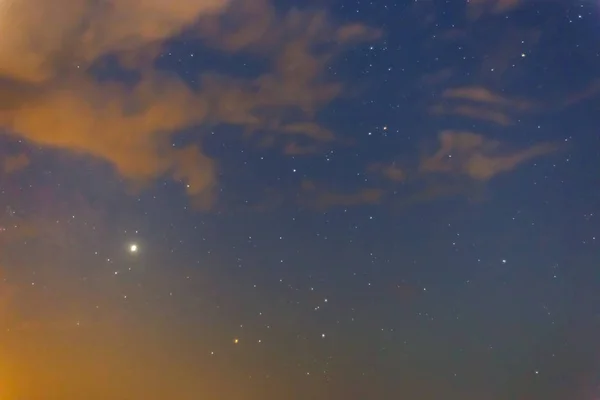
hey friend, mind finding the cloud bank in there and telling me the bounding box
[0,0,379,209]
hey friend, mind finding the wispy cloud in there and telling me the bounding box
[419,130,558,181]
[466,0,524,19]
[442,86,533,109]
[368,163,407,182]
[309,129,557,210]
[564,79,600,107]
[0,0,380,209]
[300,180,385,209]
[430,86,535,125]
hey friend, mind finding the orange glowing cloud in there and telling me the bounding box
[315,188,385,209]
[300,179,385,209]
[2,153,30,175]
[442,86,533,110]
[310,127,558,209]
[368,162,407,182]
[369,129,558,185]
[466,0,523,19]
[0,0,232,83]
[357,130,559,209]
[0,0,380,209]
[429,103,513,126]
[430,86,536,126]
[565,79,600,107]
[420,130,559,181]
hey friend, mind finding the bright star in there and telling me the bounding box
[129,244,138,253]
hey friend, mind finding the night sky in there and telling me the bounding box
[1,0,600,399]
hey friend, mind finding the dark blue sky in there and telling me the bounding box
[0,0,599,399]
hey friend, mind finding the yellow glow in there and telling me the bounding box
[129,243,138,253]
[0,370,12,399]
